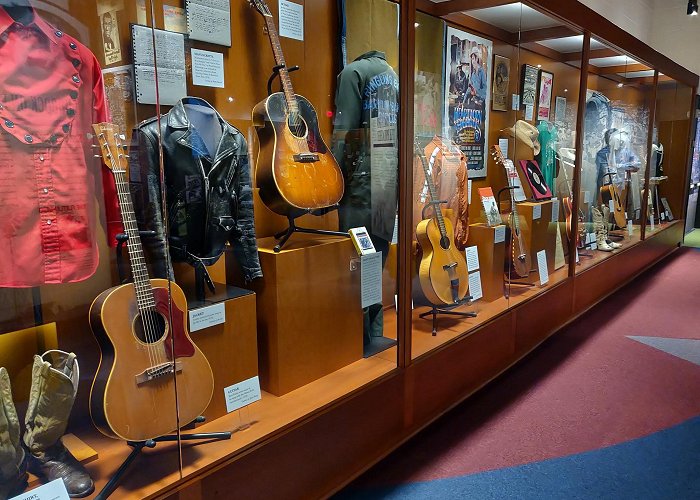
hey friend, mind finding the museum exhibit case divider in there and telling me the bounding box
[0,0,696,499]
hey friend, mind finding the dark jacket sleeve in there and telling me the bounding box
[129,125,174,280]
[331,66,364,178]
[229,143,263,282]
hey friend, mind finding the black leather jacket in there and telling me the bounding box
[129,98,262,283]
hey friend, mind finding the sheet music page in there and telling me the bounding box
[132,25,186,105]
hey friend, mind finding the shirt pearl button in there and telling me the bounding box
[62,124,70,133]
[25,135,33,143]
[39,156,45,161]
[69,91,78,99]
[66,108,75,117]
[69,42,77,50]
[43,188,49,194]
[72,75,80,83]
[55,30,63,37]
[5,120,14,128]
[46,220,52,225]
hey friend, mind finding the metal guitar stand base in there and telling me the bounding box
[273,207,349,252]
[95,417,231,500]
[419,299,476,336]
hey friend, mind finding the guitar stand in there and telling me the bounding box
[267,63,300,95]
[273,206,349,252]
[95,416,231,500]
[419,299,476,336]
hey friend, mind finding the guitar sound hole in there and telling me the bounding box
[287,114,308,139]
[133,310,168,344]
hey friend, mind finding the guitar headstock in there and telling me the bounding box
[93,123,128,174]
[491,145,505,166]
[249,0,272,17]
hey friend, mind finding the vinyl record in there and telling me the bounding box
[518,159,552,200]
[526,161,548,195]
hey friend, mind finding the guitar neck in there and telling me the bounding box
[263,15,298,115]
[112,168,155,310]
[419,147,448,239]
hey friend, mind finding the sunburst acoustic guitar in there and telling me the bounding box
[492,145,532,279]
[89,123,214,442]
[414,141,469,306]
[249,0,344,217]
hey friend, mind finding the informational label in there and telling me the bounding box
[551,198,559,222]
[660,212,666,221]
[189,302,225,332]
[609,199,615,214]
[627,220,633,236]
[525,103,534,121]
[590,238,597,250]
[224,376,262,413]
[554,96,567,124]
[10,478,69,500]
[661,198,674,220]
[584,190,591,204]
[465,246,480,272]
[494,224,506,244]
[186,0,232,46]
[468,271,483,301]
[650,214,655,231]
[467,179,472,204]
[163,5,187,33]
[498,138,509,159]
[537,250,549,286]
[575,248,580,263]
[279,0,304,41]
[361,252,383,308]
[191,48,224,87]
[132,25,186,105]
[511,93,520,110]
[532,203,541,220]
[391,215,399,245]
[136,0,147,24]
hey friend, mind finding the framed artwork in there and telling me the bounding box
[444,26,493,179]
[492,55,510,112]
[521,64,539,107]
[554,96,567,123]
[537,70,554,120]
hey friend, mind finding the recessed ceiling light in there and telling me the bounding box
[564,89,568,92]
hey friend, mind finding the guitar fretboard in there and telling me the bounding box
[263,15,298,116]
[419,146,448,241]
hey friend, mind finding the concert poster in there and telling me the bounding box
[444,27,492,179]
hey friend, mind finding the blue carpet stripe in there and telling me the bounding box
[339,415,700,500]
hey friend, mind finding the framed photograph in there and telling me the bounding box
[537,70,554,120]
[492,55,510,112]
[521,64,539,107]
[554,96,567,123]
[444,26,493,179]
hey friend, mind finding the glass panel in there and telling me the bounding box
[410,2,581,358]
[0,1,182,497]
[652,78,693,235]
[578,44,654,273]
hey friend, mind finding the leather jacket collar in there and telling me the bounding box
[167,97,240,165]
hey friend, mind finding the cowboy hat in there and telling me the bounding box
[502,120,541,156]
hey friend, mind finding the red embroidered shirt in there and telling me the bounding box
[0,7,122,287]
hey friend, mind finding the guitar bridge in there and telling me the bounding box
[293,153,319,163]
[135,361,183,386]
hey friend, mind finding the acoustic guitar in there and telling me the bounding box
[414,142,469,306]
[558,154,585,248]
[600,172,627,228]
[249,0,344,217]
[89,123,214,442]
[492,146,532,278]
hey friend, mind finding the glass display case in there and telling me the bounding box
[0,0,697,498]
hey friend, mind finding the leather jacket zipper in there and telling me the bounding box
[197,157,211,245]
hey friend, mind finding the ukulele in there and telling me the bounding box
[249,0,344,217]
[414,142,469,306]
[492,146,532,278]
[89,123,214,442]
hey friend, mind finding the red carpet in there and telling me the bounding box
[351,247,700,487]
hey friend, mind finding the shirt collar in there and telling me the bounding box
[354,50,386,62]
[0,6,60,44]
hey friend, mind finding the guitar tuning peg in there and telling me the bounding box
[94,154,102,158]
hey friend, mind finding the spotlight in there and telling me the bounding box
[689,0,698,16]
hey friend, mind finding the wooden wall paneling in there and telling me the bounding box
[410,312,515,427]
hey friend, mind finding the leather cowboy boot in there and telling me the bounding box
[1,367,27,499]
[23,351,94,498]
[602,205,622,249]
[592,207,613,252]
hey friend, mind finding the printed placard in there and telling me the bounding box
[10,478,69,500]
[467,179,472,204]
[279,0,304,40]
[627,220,633,236]
[511,93,520,110]
[537,250,549,286]
[525,103,534,121]
[465,246,480,272]
[189,302,225,332]
[191,48,224,88]
[494,225,506,244]
[584,190,591,204]
[650,214,655,231]
[498,138,509,159]
[551,198,559,222]
[224,376,262,413]
[609,199,615,214]
[361,252,383,308]
[532,203,542,220]
[468,271,483,301]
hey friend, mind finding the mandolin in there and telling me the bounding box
[414,141,469,306]
[492,146,532,278]
[249,0,344,217]
[89,123,214,442]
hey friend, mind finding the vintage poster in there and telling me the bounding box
[537,70,554,120]
[444,27,492,179]
[97,0,124,65]
[492,55,510,112]
[521,64,539,107]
